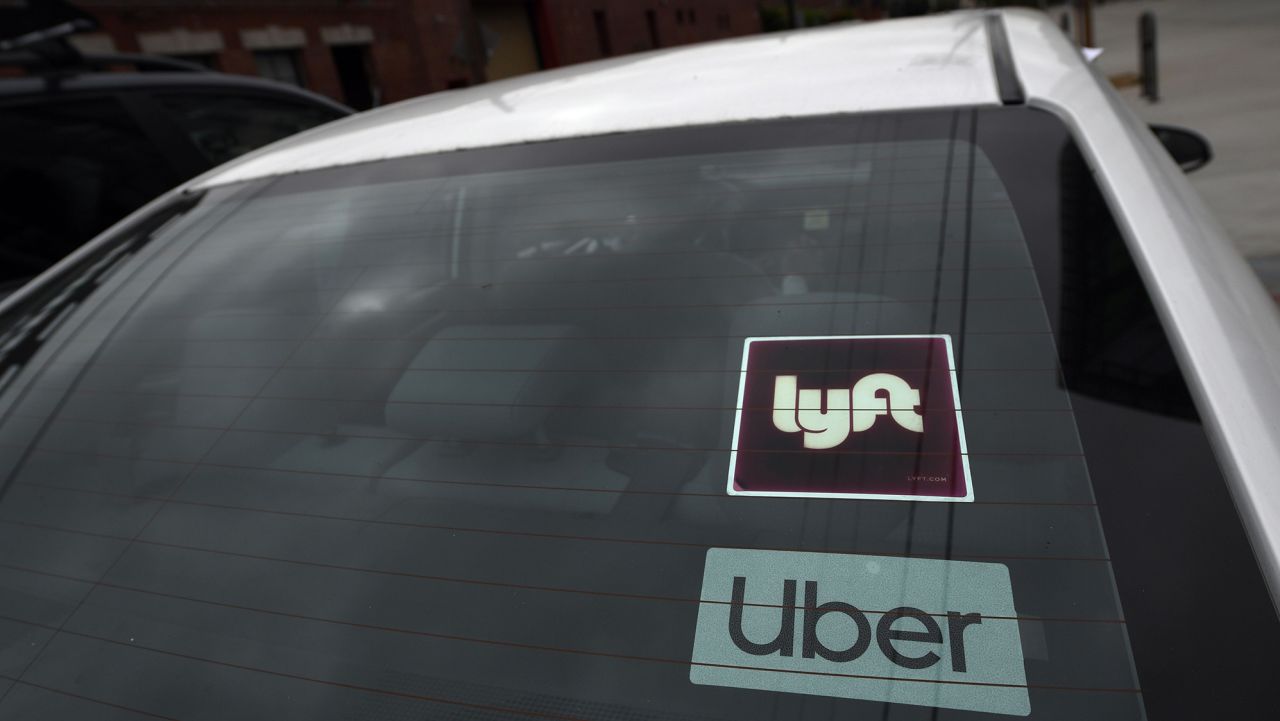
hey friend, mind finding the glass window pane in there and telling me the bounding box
[157,93,344,166]
[0,109,1273,720]
[253,49,305,87]
[0,97,178,288]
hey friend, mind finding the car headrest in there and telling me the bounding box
[729,292,921,338]
[495,248,775,311]
[385,324,580,441]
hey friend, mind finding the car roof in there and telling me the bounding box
[0,70,351,113]
[192,10,1008,188]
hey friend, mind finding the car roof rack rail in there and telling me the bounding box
[984,12,1026,105]
[1,1,208,77]
[0,16,94,70]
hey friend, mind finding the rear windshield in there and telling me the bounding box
[0,108,1274,720]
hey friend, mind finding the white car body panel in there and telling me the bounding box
[1002,10,1280,608]
[191,13,999,188]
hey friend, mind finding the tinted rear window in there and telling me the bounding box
[0,96,180,289]
[0,108,1274,720]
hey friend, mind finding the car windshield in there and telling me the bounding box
[0,108,1275,720]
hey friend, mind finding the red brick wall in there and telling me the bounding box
[542,1,762,66]
[72,1,768,105]
[79,1,443,102]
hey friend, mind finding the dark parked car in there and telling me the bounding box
[1,28,351,294]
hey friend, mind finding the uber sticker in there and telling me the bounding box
[727,334,972,501]
[690,549,1030,716]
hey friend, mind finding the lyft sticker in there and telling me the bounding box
[728,334,972,502]
[690,549,1030,716]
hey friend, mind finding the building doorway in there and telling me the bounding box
[330,44,377,110]
[474,1,542,81]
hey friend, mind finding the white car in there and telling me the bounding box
[1,9,1277,720]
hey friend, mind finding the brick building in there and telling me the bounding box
[67,1,769,109]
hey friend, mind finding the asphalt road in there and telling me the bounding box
[1087,0,1280,292]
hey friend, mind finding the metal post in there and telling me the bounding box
[788,0,804,29]
[1074,0,1094,47]
[460,0,488,86]
[1140,11,1159,102]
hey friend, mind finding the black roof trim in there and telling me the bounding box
[0,50,209,74]
[985,13,1025,105]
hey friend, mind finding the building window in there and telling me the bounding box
[690,9,697,24]
[253,49,305,87]
[676,9,685,25]
[593,10,612,57]
[646,10,660,48]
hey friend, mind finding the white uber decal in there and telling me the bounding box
[772,373,924,449]
[690,549,1030,715]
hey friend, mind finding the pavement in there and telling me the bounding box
[1085,0,1280,292]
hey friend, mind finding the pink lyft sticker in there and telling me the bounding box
[728,334,972,502]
